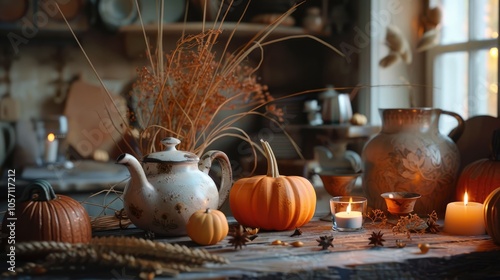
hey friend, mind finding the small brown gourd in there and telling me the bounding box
[186,208,229,245]
[456,130,500,203]
[2,179,92,244]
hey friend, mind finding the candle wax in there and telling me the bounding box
[335,211,363,229]
[444,202,485,235]
[45,138,59,163]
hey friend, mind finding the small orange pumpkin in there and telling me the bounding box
[484,187,500,245]
[186,208,229,245]
[1,179,92,245]
[229,140,316,231]
[456,130,500,203]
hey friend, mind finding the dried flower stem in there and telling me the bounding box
[366,209,388,227]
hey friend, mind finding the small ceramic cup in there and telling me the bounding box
[381,192,421,216]
[330,196,367,231]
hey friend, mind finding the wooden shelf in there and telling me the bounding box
[119,21,307,38]
[120,21,314,57]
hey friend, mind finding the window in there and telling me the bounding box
[426,0,498,133]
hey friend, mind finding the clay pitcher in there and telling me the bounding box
[361,108,464,215]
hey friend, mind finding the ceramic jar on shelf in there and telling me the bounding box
[361,108,464,215]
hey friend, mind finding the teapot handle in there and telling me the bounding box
[199,150,233,209]
[441,110,465,142]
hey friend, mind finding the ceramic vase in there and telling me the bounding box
[362,108,464,215]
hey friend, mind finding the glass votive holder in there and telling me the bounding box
[330,196,367,231]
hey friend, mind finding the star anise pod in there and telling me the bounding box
[425,219,440,233]
[228,225,250,250]
[316,235,334,250]
[290,228,303,237]
[425,210,440,233]
[368,231,385,247]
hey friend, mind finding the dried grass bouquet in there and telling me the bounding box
[58,0,342,159]
[131,27,283,156]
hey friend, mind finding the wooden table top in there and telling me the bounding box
[180,218,500,279]
[3,217,500,279]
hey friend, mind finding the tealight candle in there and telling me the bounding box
[444,192,485,235]
[335,205,362,228]
[45,133,58,163]
[330,196,367,231]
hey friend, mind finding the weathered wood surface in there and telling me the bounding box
[158,217,500,279]
[5,217,499,279]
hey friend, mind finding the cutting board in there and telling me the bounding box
[63,78,128,158]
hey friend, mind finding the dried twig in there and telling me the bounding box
[392,213,427,239]
[365,209,388,227]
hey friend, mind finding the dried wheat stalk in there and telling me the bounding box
[3,250,178,279]
[44,248,180,276]
[91,236,228,264]
[15,241,74,256]
[10,236,228,278]
[16,237,228,265]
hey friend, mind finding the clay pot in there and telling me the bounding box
[362,108,464,215]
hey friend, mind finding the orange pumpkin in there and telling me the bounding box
[484,187,500,245]
[456,130,500,203]
[229,140,316,231]
[2,179,92,245]
[186,208,229,245]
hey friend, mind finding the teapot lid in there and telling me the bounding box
[142,137,199,163]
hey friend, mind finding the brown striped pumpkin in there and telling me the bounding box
[484,187,500,245]
[2,179,92,244]
[456,130,500,203]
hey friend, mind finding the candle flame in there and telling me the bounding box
[464,192,468,206]
[47,133,56,142]
[346,197,352,214]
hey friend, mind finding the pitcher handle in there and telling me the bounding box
[199,150,233,209]
[345,150,363,173]
[441,110,465,142]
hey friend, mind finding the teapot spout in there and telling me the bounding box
[116,153,152,193]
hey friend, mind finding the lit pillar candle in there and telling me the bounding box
[334,198,363,229]
[444,192,485,235]
[45,133,58,163]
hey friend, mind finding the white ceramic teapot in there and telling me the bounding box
[116,137,232,236]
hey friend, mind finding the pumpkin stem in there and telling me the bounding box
[19,179,57,202]
[205,208,211,214]
[261,139,280,178]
